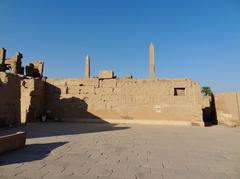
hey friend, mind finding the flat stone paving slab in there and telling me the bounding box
[0,123,240,179]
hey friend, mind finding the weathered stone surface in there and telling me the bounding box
[25,60,44,78]
[0,52,23,74]
[0,131,26,154]
[0,72,45,127]
[45,78,203,124]
[100,79,117,88]
[0,123,239,179]
[149,42,155,80]
[215,92,240,127]
[0,48,6,72]
[99,70,114,79]
[84,54,90,78]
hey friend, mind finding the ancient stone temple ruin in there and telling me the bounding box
[0,44,239,127]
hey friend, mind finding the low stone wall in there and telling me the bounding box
[45,78,203,125]
[215,92,240,127]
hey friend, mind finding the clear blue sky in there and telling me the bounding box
[0,0,240,92]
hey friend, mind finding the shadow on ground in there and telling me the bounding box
[0,142,67,166]
[0,123,129,166]
[0,123,130,139]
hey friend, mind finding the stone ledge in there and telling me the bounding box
[60,118,203,126]
[0,131,26,155]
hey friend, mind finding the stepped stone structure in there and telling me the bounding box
[0,44,239,127]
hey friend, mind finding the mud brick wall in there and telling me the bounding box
[45,78,203,123]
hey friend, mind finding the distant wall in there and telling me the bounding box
[0,72,45,127]
[45,78,203,125]
[215,92,240,127]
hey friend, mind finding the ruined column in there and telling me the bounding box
[149,42,155,80]
[85,54,90,78]
[0,48,6,62]
[0,48,6,71]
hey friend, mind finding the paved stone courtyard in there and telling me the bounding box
[0,123,240,179]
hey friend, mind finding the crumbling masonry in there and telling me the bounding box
[0,44,239,127]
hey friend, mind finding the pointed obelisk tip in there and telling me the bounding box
[86,54,90,60]
[150,42,154,48]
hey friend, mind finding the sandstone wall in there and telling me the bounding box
[0,72,21,126]
[215,92,240,127]
[20,78,45,123]
[0,72,45,127]
[45,78,203,125]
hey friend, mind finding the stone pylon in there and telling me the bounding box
[149,42,155,80]
[85,54,90,78]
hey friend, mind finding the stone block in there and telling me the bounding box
[0,132,26,155]
[67,85,80,94]
[81,78,99,87]
[95,87,113,95]
[113,88,122,94]
[79,86,95,94]
[99,70,114,79]
[48,79,67,86]
[59,85,68,94]
[100,79,117,88]
[101,94,118,101]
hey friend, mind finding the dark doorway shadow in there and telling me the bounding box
[0,141,67,166]
[202,94,218,127]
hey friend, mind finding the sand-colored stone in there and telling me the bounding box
[85,54,90,78]
[45,78,203,125]
[99,70,114,79]
[0,52,24,74]
[25,60,44,78]
[1,47,239,128]
[149,42,155,80]
[0,72,45,127]
[215,92,240,127]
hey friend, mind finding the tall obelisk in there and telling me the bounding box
[85,54,90,78]
[149,42,155,80]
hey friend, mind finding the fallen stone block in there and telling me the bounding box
[0,131,26,155]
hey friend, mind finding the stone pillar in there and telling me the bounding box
[0,48,6,62]
[15,52,23,74]
[149,42,155,80]
[85,54,90,78]
[0,48,6,71]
